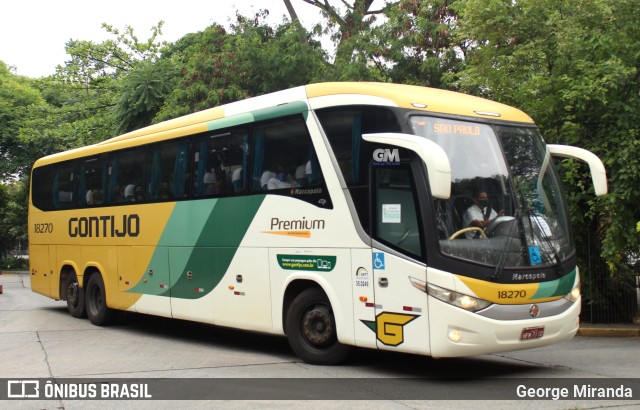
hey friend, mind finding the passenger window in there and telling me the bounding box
[78,156,106,207]
[148,139,191,201]
[106,147,146,204]
[53,161,75,210]
[32,165,54,211]
[194,129,248,197]
[250,116,332,208]
[373,165,423,258]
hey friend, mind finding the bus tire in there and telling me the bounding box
[285,287,350,365]
[85,273,115,326]
[64,272,86,318]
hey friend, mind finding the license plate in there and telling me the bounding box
[520,326,545,340]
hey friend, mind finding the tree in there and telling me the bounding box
[0,179,28,264]
[291,0,389,80]
[297,1,384,63]
[0,62,48,178]
[156,11,327,121]
[373,0,463,87]
[113,58,179,132]
[16,21,171,166]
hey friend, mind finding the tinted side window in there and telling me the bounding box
[148,139,191,201]
[194,128,248,197]
[373,165,423,258]
[53,161,76,210]
[250,116,332,208]
[31,165,53,211]
[107,147,146,204]
[78,156,106,207]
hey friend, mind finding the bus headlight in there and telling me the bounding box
[409,277,491,313]
[563,283,581,303]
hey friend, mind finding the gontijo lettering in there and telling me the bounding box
[68,214,140,237]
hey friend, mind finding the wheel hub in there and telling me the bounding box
[302,307,333,347]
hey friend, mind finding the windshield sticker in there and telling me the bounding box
[382,204,401,223]
[277,255,336,272]
[531,215,552,237]
[528,246,543,265]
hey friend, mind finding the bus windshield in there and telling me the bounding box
[410,116,574,269]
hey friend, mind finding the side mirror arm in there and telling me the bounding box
[363,133,451,199]
[547,144,608,196]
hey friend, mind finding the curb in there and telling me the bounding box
[578,327,640,337]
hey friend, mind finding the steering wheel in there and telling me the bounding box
[449,227,488,240]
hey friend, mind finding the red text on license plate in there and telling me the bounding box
[520,326,545,340]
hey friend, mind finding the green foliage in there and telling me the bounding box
[114,58,179,132]
[0,179,28,260]
[155,11,327,121]
[0,62,47,178]
[374,0,464,87]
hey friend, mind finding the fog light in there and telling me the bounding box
[448,329,462,342]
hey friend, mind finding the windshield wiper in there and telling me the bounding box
[524,209,566,275]
[487,209,520,281]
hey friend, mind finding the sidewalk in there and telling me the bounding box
[1,270,638,336]
[577,323,640,337]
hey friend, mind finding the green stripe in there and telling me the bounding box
[207,113,254,131]
[129,195,265,298]
[252,101,308,122]
[205,101,309,131]
[531,269,576,299]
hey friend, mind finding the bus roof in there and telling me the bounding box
[33,82,534,167]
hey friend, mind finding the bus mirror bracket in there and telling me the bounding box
[547,144,608,196]
[362,133,452,199]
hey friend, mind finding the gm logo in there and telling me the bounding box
[372,148,400,164]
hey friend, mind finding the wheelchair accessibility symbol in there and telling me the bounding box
[373,252,385,270]
[528,246,542,265]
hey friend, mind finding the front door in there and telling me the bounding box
[370,164,430,355]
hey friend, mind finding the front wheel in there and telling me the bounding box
[285,288,350,365]
[85,273,115,326]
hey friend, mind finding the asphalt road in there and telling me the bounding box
[1,271,638,409]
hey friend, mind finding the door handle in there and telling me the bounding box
[378,277,388,287]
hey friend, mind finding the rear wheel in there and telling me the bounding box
[85,273,115,326]
[285,287,350,365]
[64,272,85,318]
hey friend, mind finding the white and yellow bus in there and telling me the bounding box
[29,82,607,364]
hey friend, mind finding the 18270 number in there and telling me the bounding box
[497,290,527,299]
[34,223,53,234]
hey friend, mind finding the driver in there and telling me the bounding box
[462,190,504,238]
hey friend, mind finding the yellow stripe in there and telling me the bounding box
[306,82,534,123]
[261,230,311,238]
[456,275,562,305]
